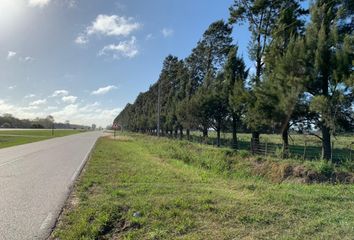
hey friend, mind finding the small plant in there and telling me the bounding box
[317,160,334,178]
[238,150,250,158]
[275,147,283,159]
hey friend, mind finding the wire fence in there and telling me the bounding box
[186,134,354,162]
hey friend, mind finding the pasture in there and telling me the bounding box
[0,129,86,149]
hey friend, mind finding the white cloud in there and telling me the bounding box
[62,95,78,104]
[145,33,153,41]
[8,85,16,90]
[7,51,17,60]
[65,0,76,8]
[91,85,118,95]
[75,35,88,45]
[29,99,47,106]
[115,2,126,11]
[87,14,140,37]
[28,0,51,8]
[50,103,121,127]
[25,94,36,99]
[0,99,119,127]
[162,28,174,38]
[52,90,69,97]
[47,106,58,110]
[99,36,138,59]
[20,56,35,62]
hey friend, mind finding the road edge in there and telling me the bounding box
[45,135,101,240]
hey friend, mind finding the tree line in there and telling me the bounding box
[0,114,89,130]
[115,0,353,160]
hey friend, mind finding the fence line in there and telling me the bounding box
[181,134,354,162]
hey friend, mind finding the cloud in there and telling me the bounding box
[7,51,17,60]
[50,103,121,127]
[65,0,76,8]
[29,99,47,106]
[87,14,140,37]
[62,95,78,104]
[28,0,51,8]
[8,85,16,90]
[52,90,69,97]
[20,56,35,62]
[145,33,154,41]
[99,37,138,59]
[25,94,36,99]
[91,85,118,95]
[75,35,88,45]
[115,2,126,11]
[0,99,119,127]
[162,28,174,38]
[75,14,140,46]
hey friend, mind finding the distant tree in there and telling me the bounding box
[260,0,308,156]
[186,20,233,139]
[261,37,307,156]
[1,122,11,128]
[229,0,306,148]
[224,46,249,149]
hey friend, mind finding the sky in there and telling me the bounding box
[0,0,254,127]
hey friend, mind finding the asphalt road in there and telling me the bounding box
[0,131,102,240]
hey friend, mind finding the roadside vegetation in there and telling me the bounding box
[52,133,354,240]
[0,129,85,149]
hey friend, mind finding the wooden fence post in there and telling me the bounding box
[250,139,253,154]
[331,141,334,162]
[303,141,307,160]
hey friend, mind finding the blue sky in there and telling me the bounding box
[0,0,254,127]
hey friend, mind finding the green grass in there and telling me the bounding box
[52,133,354,240]
[0,130,86,149]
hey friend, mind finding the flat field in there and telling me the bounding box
[0,129,85,149]
[52,133,354,240]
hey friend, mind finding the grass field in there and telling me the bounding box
[0,129,86,149]
[52,133,354,240]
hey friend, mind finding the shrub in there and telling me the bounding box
[316,160,334,178]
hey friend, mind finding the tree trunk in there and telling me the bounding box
[186,129,190,141]
[232,115,238,150]
[251,132,260,154]
[179,127,183,140]
[321,63,331,161]
[216,120,221,147]
[202,127,208,143]
[174,128,178,138]
[322,125,331,160]
[282,124,289,158]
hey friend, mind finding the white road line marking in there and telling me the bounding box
[0,157,23,168]
[40,212,53,230]
[70,140,97,183]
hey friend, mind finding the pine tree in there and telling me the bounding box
[261,0,307,156]
[229,0,286,148]
[224,46,249,149]
[305,0,353,160]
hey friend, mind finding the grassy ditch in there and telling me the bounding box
[52,133,354,239]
